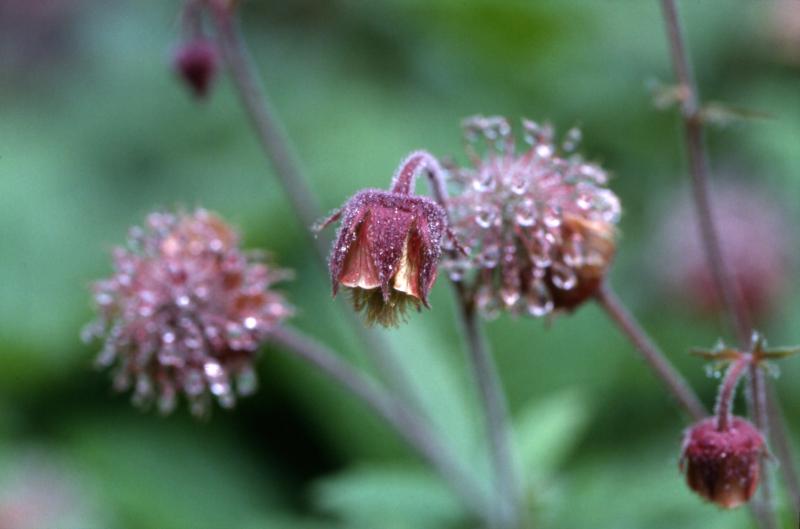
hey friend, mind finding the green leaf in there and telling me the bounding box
[312,465,465,529]
[514,388,592,483]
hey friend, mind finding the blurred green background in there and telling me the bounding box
[2,0,800,528]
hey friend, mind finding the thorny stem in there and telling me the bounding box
[660,1,795,524]
[267,326,492,521]
[207,1,431,436]
[714,355,748,432]
[425,166,523,529]
[595,283,707,421]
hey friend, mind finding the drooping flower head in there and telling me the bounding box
[446,116,620,318]
[680,416,765,508]
[83,209,292,416]
[319,151,450,327]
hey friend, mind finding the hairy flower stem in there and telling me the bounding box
[207,3,428,421]
[714,355,748,431]
[659,2,793,523]
[424,166,523,529]
[267,326,492,522]
[595,283,706,421]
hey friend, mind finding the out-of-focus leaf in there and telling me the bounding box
[700,101,771,127]
[514,389,592,483]
[554,439,751,529]
[240,515,339,529]
[312,464,465,529]
[65,415,283,529]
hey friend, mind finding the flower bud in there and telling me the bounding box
[446,116,620,318]
[319,152,449,327]
[680,416,765,508]
[173,38,218,99]
[83,209,292,416]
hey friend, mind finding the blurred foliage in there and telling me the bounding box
[1,0,799,528]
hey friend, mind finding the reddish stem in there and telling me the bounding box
[714,355,748,431]
[390,150,443,195]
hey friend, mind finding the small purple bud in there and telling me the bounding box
[680,416,765,508]
[173,38,218,99]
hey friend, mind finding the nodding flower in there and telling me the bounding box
[445,116,620,319]
[680,416,765,508]
[318,151,454,327]
[83,209,292,416]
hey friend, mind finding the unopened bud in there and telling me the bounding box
[173,38,219,99]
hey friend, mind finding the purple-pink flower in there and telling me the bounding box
[319,151,449,327]
[83,209,292,416]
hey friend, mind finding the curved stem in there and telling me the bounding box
[714,355,748,431]
[595,283,706,421]
[267,326,492,521]
[208,2,429,427]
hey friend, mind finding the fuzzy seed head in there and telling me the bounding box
[83,209,292,416]
[446,116,620,318]
[680,416,765,509]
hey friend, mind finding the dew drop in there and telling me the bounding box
[135,374,153,400]
[236,367,258,396]
[184,369,205,396]
[562,127,582,152]
[475,205,498,229]
[95,292,113,306]
[514,199,537,227]
[535,144,553,158]
[550,262,577,290]
[479,245,500,269]
[542,205,562,228]
[525,281,554,317]
[522,119,541,145]
[476,285,500,320]
[158,388,177,415]
[500,284,520,308]
[472,173,496,192]
[510,177,529,195]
